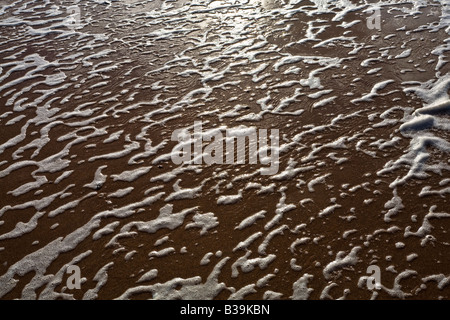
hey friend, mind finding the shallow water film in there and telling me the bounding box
[0,0,449,300]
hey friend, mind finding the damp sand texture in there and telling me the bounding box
[0,0,450,300]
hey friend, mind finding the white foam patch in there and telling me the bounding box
[290,274,314,300]
[116,257,230,299]
[235,210,266,230]
[185,212,219,235]
[323,247,361,280]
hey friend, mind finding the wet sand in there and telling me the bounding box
[0,0,449,300]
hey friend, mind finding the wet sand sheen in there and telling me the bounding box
[0,0,449,300]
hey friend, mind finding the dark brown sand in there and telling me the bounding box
[0,0,449,300]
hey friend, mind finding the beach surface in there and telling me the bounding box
[0,0,449,300]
